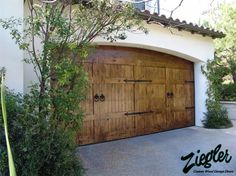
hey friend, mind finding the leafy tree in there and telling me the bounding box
[0,0,146,175]
[201,3,236,101]
[202,3,236,84]
[214,4,236,84]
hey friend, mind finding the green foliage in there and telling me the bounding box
[0,88,21,175]
[214,4,236,84]
[0,0,145,175]
[221,83,236,101]
[201,3,236,101]
[202,3,236,82]
[201,59,229,102]
[0,68,20,176]
[203,101,232,128]
[0,88,85,176]
[0,72,17,176]
[202,60,233,129]
[12,119,84,176]
[0,0,145,136]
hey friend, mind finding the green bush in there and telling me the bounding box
[203,101,233,128]
[0,89,22,175]
[0,89,84,176]
[202,59,233,129]
[220,83,236,101]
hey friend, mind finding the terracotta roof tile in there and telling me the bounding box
[137,11,225,38]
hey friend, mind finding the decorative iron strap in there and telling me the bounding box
[185,106,195,109]
[124,111,154,116]
[185,80,194,83]
[124,79,152,83]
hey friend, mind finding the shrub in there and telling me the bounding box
[203,101,233,128]
[202,60,233,129]
[220,83,236,101]
[0,89,22,175]
[0,89,85,176]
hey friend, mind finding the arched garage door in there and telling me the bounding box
[78,46,194,145]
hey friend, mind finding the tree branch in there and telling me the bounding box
[169,0,184,19]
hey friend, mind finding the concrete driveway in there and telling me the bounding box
[78,121,236,176]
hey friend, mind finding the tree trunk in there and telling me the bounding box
[232,72,236,84]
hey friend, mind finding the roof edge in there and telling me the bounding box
[137,11,225,39]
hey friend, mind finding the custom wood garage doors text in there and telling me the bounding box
[78,46,194,145]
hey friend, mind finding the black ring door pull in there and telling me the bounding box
[167,92,174,98]
[100,94,105,102]
[94,94,105,102]
[94,94,100,102]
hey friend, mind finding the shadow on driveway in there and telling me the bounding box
[78,121,236,176]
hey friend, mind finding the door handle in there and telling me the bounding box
[167,92,170,97]
[167,92,174,98]
[94,94,100,102]
[94,94,105,102]
[100,94,105,102]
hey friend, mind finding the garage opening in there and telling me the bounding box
[78,46,194,145]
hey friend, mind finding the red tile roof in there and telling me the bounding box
[137,11,225,39]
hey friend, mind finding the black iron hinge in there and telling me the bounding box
[124,79,152,83]
[185,80,194,83]
[124,111,154,116]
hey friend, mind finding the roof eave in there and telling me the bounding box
[137,11,225,39]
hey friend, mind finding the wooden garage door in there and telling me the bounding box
[78,46,194,145]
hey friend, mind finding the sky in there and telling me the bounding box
[160,0,236,24]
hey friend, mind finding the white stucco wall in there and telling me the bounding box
[0,0,24,93]
[95,24,214,126]
[95,24,214,62]
[23,3,41,93]
[220,101,236,120]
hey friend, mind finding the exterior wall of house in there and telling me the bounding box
[95,24,214,62]
[23,3,41,93]
[0,0,24,93]
[94,24,214,126]
[1,3,213,127]
[221,101,236,120]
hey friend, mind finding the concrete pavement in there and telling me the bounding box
[78,121,236,176]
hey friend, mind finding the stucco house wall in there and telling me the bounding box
[0,2,216,127]
[0,0,24,93]
[221,101,236,120]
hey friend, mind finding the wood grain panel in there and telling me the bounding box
[135,112,166,135]
[172,84,186,110]
[185,83,194,108]
[134,66,166,83]
[88,46,194,69]
[93,63,134,83]
[92,63,135,143]
[135,84,166,111]
[77,119,94,144]
[94,115,135,142]
[166,68,194,129]
[94,83,134,114]
[134,65,167,135]
[78,63,94,144]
